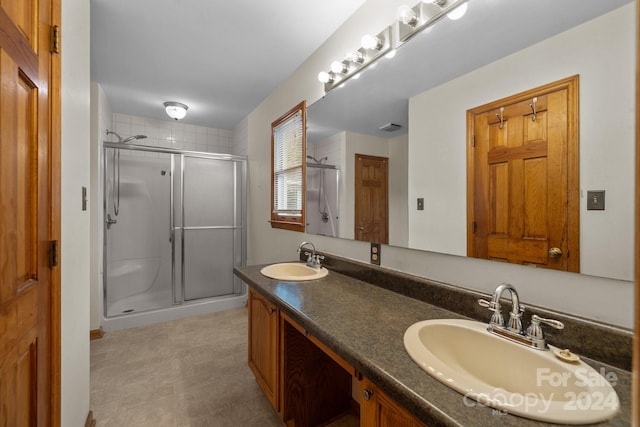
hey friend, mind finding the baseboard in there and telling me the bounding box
[89,327,104,340]
[85,410,96,427]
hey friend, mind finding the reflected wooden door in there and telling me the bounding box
[0,0,58,425]
[467,76,579,272]
[354,154,388,244]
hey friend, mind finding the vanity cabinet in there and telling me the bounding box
[248,289,279,409]
[360,378,427,427]
[247,287,427,427]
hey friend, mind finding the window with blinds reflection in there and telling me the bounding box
[271,101,306,231]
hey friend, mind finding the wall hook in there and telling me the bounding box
[529,97,538,122]
[495,107,505,129]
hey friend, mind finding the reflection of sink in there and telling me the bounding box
[404,319,619,424]
[260,262,329,281]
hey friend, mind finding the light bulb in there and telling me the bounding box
[347,50,364,63]
[318,71,332,83]
[361,34,382,50]
[447,2,467,20]
[397,5,418,26]
[331,61,348,74]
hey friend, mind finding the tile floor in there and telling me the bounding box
[90,307,284,427]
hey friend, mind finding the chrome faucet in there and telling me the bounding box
[297,241,324,269]
[478,283,564,350]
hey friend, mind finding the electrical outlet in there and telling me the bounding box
[370,242,381,265]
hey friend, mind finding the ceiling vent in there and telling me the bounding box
[378,123,402,132]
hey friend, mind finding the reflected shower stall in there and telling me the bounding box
[306,156,340,237]
[102,141,246,329]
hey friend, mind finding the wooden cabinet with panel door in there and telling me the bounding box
[360,378,428,427]
[247,289,279,410]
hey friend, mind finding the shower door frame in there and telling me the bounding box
[102,142,247,317]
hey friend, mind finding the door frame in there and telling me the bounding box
[466,75,579,272]
[50,0,62,422]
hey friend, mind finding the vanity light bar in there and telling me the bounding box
[321,26,393,93]
[398,0,470,43]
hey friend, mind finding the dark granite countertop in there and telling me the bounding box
[234,264,631,427]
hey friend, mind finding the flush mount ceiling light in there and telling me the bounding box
[163,101,188,120]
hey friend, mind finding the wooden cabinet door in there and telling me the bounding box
[360,379,427,427]
[247,289,279,409]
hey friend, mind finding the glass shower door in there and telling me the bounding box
[174,154,244,302]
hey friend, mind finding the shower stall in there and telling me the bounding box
[306,158,340,237]
[102,141,246,330]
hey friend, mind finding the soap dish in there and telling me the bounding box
[553,348,580,363]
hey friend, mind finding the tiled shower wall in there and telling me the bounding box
[111,113,233,154]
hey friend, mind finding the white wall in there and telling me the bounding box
[388,133,408,247]
[62,0,91,424]
[408,5,635,281]
[244,0,635,328]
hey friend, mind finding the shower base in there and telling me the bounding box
[102,288,247,332]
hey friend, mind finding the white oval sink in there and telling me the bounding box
[260,262,328,281]
[404,319,619,424]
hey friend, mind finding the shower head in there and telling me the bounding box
[106,130,147,144]
[307,155,328,164]
[122,135,147,143]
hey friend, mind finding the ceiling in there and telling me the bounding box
[90,0,366,130]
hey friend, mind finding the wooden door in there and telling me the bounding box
[467,76,579,272]
[354,154,389,244]
[0,1,59,425]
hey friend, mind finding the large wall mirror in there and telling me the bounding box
[306,0,634,281]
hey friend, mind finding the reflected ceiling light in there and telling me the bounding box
[361,34,383,50]
[347,50,365,64]
[331,60,349,74]
[397,0,469,42]
[163,101,188,120]
[422,0,467,19]
[397,5,419,26]
[385,49,397,59]
[317,71,335,84]
[447,2,468,20]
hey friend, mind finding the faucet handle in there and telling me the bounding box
[478,298,504,327]
[525,314,564,340]
[532,314,564,330]
[477,298,494,309]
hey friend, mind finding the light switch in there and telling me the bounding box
[417,198,424,210]
[587,190,605,211]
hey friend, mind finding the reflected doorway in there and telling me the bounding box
[467,76,579,272]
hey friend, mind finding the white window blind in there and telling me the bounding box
[273,109,303,217]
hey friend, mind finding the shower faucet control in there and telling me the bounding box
[106,213,117,230]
